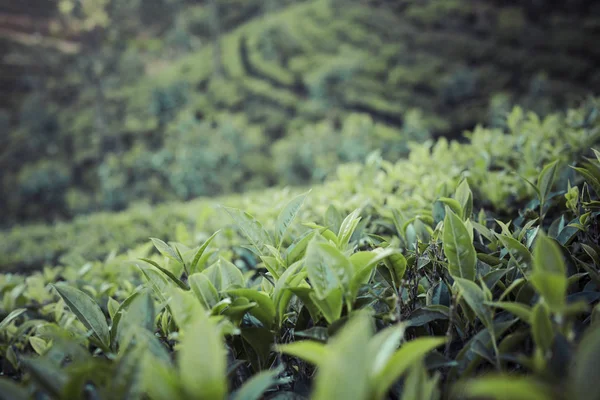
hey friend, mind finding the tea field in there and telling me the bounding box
[1,100,600,399]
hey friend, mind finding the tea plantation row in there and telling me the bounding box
[0,100,599,399]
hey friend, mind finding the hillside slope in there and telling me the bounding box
[2,0,600,224]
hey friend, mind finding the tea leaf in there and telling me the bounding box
[227,289,276,327]
[232,365,289,400]
[0,308,26,331]
[537,160,560,206]
[485,301,532,324]
[570,323,600,400]
[276,190,310,247]
[150,238,182,263]
[453,375,553,400]
[338,209,361,249]
[188,273,220,309]
[312,313,372,400]
[373,337,446,399]
[52,283,110,349]
[190,230,220,273]
[223,207,273,256]
[276,340,329,367]
[455,179,473,220]
[454,278,492,329]
[443,207,477,281]
[138,258,188,290]
[179,309,227,400]
[531,303,553,354]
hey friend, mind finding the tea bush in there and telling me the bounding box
[1,100,599,271]
[0,99,599,399]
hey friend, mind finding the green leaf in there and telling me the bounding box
[372,337,446,399]
[485,301,532,324]
[438,198,463,218]
[110,289,145,349]
[533,232,566,276]
[368,324,406,377]
[537,160,560,206]
[190,230,220,273]
[496,235,532,269]
[305,237,344,300]
[52,284,110,349]
[571,166,600,197]
[276,340,328,367]
[202,258,245,292]
[443,207,477,281]
[531,232,567,311]
[325,204,343,235]
[120,290,154,333]
[286,229,317,265]
[179,309,227,400]
[455,179,473,220]
[137,264,170,303]
[0,308,26,331]
[310,287,343,324]
[138,258,188,290]
[276,191,310,247]
[20,357,67,398]
[402,362,440,400]
[454,278,492,329]
[150,238,182,264]
[232,365,289,400]
[530,273,568,313]
[570,323,600,400]
[531,303,553,354]
[223,207,273,256]
[338,209,361,249]
[453,375,553,400]
[273,261,307,325]
[29,336,48,355]
[312,313,372,400]
[227,289,276,327]
[0,378,29,400]
[188,273,220,309]
[107,298,120,321]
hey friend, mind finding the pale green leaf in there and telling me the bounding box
[190,230,220,273]
[531,303,553,353]
[453,375,553,400]
[188,273,220,309]
[443,207,477,281]
[484,301,532,324]
[223,207,272,256]
[312,313,372,400]
[227,289,275,327]
[276,191,310,247]
[0,308,26,331]
[373,337,446,399]
[276,340,328,367]
[179,309,227,400]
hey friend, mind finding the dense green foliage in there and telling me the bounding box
[2,0,599,223]
[1,100,600,399]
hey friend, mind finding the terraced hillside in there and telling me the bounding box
[2,0,600,223]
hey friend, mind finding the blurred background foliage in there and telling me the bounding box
[1,0,599,225]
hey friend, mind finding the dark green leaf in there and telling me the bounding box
[52,284,110,349]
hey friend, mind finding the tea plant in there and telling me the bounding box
[1,103,599,399]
